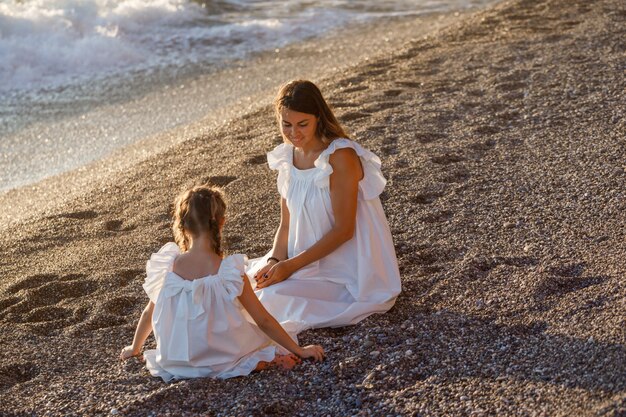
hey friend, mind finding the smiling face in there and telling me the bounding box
[279,108,321,149]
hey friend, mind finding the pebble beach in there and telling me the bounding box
[0,0,624,415]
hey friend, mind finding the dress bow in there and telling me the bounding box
[161,277,206,361]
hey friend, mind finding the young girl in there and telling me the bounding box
[120,185,324,382]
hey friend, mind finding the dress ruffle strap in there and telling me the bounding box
[219,254,248,300]
[143,242,181,303]
[267,143,292,199]
[314,138,387,200]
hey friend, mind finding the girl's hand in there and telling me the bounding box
[299,345,325,362]
[256,260,295,289]
[120,345,141,360]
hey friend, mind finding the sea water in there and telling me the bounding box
[0,0,494,192]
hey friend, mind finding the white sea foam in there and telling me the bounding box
[0,0,208,92]
[0,0,359,94]
[1,0,490,95]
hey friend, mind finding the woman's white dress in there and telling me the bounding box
[247,138,401,333]
[142,243,279,382]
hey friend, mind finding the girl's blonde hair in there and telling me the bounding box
[172,185,227,255]
[274,80,349,143]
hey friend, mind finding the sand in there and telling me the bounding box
[0,0,624,415]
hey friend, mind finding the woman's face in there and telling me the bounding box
[280,108,320,149]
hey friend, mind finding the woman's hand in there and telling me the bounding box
[256,260,295,289]
[298,345,325,362]
[253,259,277,282]
[120,345,141,360]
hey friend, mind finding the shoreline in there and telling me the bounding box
[0,0,624,415]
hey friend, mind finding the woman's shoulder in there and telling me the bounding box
[321,138,374,160]
[315,138,387,200]
[316,138,378,167]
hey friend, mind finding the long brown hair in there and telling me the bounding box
[274,80,349,143]
[172,185,227,255]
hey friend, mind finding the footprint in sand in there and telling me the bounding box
[383,90,403,97]
[6,273,57,293]
[416,132,446,144]
[2,274,97,332]
[381,136,399,156]
[431,154,465,165]
[81,315,127,331]
[441,170,471,184]
[340,111,371,122]
[412,192,441,205]
[464,255,538,281]
[413,247,458,266]
[468,139,497,152]
[421,210,453,223]
[104,219,137,233]
[364,101,403,113]
[212,176,239,187]
[245,154,266,165]
[535,263,608,299]
[396,81,421,88]
[113,269,144,287]
[24,305,72,323]
[496,82,527,93]
[0,362,38,391]
[332,101,359,109]
[55,210,99,220]
[101,296,140,317]
[367,125,387,134]
[473,125,501,136]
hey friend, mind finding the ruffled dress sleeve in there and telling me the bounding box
[267,143,293,199]
[314,138,387,200]
[218,254,249,301]
[143,242,181,303]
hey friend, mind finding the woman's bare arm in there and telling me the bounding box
[257,148,361,288]
[254,197,290,280]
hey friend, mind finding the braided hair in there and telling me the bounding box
[172,185,227,255]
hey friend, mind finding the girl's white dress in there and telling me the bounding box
[142,243,279,382]
[247,138,402,333]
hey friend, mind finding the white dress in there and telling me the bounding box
[247,138,402,333]
[142,242,279,382]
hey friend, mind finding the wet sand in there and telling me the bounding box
[0,0,624,415]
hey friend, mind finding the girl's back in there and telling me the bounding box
[143,242,278,381]
[120,184,323,381]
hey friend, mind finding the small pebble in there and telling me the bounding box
[370,351,380,357]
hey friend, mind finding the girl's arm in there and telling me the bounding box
[238,276,324,361]
[254,197,290,280]
[257,148,361,288]
[120,301,154,360]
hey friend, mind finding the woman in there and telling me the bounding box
[247,80,401,333]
